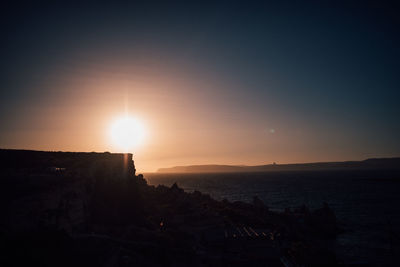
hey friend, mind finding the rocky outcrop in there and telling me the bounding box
[0,149,340,266]
[0,149,136,177]
[0,149,139,234]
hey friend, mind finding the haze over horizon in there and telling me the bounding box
[1,1,400,172]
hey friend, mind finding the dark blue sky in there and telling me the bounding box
[1,1,399,170]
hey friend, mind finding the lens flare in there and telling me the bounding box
[110,116,146,151]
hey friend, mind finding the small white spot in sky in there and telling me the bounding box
[269,129,275,134]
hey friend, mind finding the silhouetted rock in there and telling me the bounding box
[0,149,340,267]
[170,182,184,194]
[253,196,268,210]
[306,202,337,238]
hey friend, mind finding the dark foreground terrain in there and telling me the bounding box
[1,149,339,266]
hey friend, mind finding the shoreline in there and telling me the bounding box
[1,150,340,266]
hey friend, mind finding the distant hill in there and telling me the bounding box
[157,158,400,173]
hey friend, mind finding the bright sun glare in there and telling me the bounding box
[110,116,146,152]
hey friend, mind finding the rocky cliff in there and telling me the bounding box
[0,149,139,233]
[0,149,340,267]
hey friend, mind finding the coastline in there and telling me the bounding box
[1,150,339,266]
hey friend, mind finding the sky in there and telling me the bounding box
[1,1,399,172]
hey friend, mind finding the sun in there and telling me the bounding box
[109,116,146,151]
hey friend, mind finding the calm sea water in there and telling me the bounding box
[145,170,400,265]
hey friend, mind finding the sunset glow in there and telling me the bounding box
[0,2,399,173]
[110,116,146,152]
[2,3,400,265]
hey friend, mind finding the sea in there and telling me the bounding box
[145,170,400,266]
